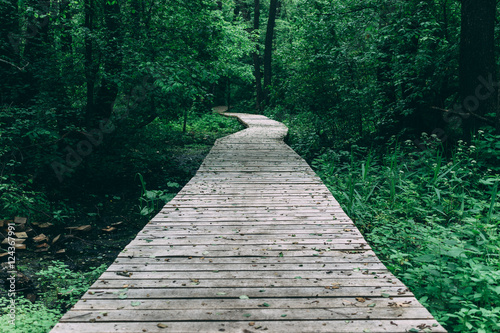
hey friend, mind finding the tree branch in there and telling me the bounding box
[314,5,377,16]
[431,106,497,126]
[0,58,29,71]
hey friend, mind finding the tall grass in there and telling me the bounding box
[310,129,500,333]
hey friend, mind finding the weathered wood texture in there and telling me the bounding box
[51,113,446,332]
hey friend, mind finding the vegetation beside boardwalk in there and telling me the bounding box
[280,117,500,332]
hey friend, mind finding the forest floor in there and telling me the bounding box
[6,146,209,304]
[1,109,243,310]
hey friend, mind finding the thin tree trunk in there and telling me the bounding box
[84,0,95,127]
[94,1,122,122]
[0,0,19,104]
[253,0,263,112]
[263,0,278,104]
[227,76,231,110]
[459,0,497,135]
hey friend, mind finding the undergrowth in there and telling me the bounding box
[0,261,107,333]
[0,110,244,332]
[305,128,500,332]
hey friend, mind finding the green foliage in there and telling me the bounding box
[0,260,107,332]
[307,129,500,332]
[0,297,61,333]
[271,0,464,144]
[132,112,243,217]
[136,172,177,217]
[35,260,107,310]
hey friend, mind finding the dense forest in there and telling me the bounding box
[0,0,499,332]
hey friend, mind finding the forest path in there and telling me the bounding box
[50,113,446,332]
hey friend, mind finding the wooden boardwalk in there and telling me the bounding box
[51,113,446,332]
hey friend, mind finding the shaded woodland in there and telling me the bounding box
[1,1,499,332]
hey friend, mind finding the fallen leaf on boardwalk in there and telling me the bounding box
[131,301,141,307]
[239,295,250,299]
[243,313,252,317]
[157,323,168,328]
[281,314,287,317]
[258,302,270,307]
[249,322,255,326]
[356,297,366,303]
[216,292,226,295]
[367,303,376,307]
[388,302,411,308]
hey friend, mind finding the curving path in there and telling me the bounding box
[50,113,446,332]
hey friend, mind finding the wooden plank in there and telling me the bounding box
[98,270,393,280]
[111,256,382,265]
[106,262,388,271]
[91,278,403,289]
[71,297,425,310]
[50,320,447,333]
[60,307,434,322]
[81,286,414,299]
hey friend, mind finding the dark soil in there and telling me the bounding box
[0,144,212,302]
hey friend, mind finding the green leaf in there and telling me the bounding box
[239,295,249,299]
[131,301,141,307]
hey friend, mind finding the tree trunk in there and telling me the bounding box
[84,0,95,127]
[94,1,122,123]
[459,0,497,135]
[0,0,19,104]
[263,0,278,104]
[22,0,51,105]
[253,0,263,112]
[227,76,231,110]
